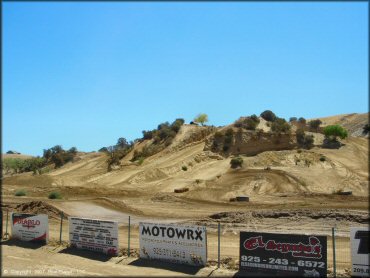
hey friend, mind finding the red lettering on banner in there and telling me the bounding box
[243,235,322,259]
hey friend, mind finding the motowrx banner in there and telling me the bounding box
[69,217,119,256]
[239,231,327,277]
[139,222,207,266]
[350,227,370,277]
[11,213,49,243]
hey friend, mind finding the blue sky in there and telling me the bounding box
[3,2,368,156]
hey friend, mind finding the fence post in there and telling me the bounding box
[332,227,336,278]
[218,221,221,269]
[128,216,131,257]
[59,212,63,244]
[4,210,9,239]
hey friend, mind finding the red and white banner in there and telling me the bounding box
[69,217,119,256]
[11,213,49,243]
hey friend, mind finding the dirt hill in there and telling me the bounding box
[3,113,368,201]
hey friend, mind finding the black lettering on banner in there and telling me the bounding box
[355,231,370,254]
[167,228,175,238]
[195,230,203,241]
[176,228,186,239]
[142,226,151,236]
[160,226,166,237]
[187,229,194,240]
[152,226,159,236]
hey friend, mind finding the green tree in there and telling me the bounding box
[230,156,243,168]
[323,125,348,141]
[194,113,208,126]
[116,138,129,149]
[260,110,277,122]
[271,118,291,133]
[308,119,322,132]
[68,147,77,154]
[298,117,306,125]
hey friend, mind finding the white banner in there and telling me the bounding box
[139,222,207,266]
[69,217,119,256]
[11,213,49,243]
[351,227,370,277]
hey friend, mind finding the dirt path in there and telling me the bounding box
[2,241,235,277]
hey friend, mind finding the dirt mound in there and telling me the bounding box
[14,201,67,219]
[169,124,215,151]
[150,193,184,203]
[208,209,369,224]
[128,168,168,184]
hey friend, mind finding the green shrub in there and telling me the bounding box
[48,192,62,199]
[289,117,297,122]
[234,115,260,130]
[298,117,306,125]
[271,118,291,133]
[195,179,201,184]
[308,119,322,132]
[224,128,234,144]
[170,118,185,133]
[230,156,243,168]
[296,129,314,149]
[182,166,188,171]
[138,157,145,165]
[214,131,223,139]
[323,125,348,141]
[193,113,208,126]
[15,190,26,196]
[260,110,277,122]
[319,156,326,162]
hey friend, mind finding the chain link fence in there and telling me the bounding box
[1,210,361,277]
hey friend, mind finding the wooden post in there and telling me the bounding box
[332,227,336,278]
[128,216,131,257]
[218,222,221,269]
[59,212,63,244]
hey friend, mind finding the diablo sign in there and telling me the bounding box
[11,213,49,243]
[240,232,327,277]
[139,222,207,266]
[350,227,370,277]
[69,217,119,256]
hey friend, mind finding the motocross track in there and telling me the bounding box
[1,113,369,276]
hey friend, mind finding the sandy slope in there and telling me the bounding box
[1,113,368,276]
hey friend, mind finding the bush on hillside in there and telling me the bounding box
[48,192,62,199]
[271,118,291,133]
[260,110,277,122]
[323,125,348,142]
[296,129,314,149]
[43,145,78,169]
[289,117,297,122]
[224,128,234,144]
[234,115,260,130]
[308,119,322,132]
[298,117,306,125]
[230,156,243,168]
[15,190,26,196]
[193,113,208,126]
